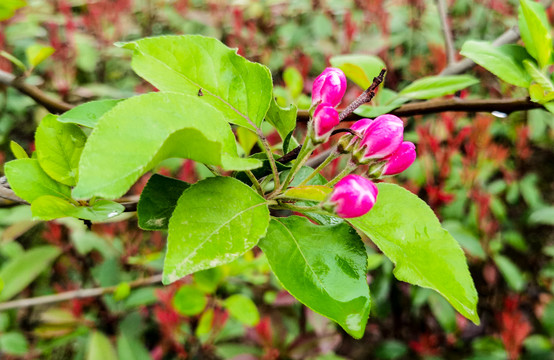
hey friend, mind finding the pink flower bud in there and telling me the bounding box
[355,114,404,162]
[312,67,347,107]
[382,141,416,175]
[337,118,373,153]
[350,118,373,133]
[326,175,378,218]
[311,102,339,143]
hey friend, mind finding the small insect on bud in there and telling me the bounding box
[352,114,404,164]
[382,141,416,176]
[311,103,339,144]
[324,174,378,218]
[311,67,347,107]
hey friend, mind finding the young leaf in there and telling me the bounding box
[137,174,190,230]
[398,75,479,100]
[25,44,55,68]
[119,35,273,130]
[519,0,552,69]
[9,140,28,159]
[72,92,262,200]
[283,185,332,202]
[494,255,526,292]
[58,99,123,128]
[460,41,532,87]
[224,294,260,326]
[0,245,61,301]
[523,59,554,92]
[265,97,298,143]
[172,285,207,316]
[163,177,269,284]
[31,195,124,221]
[0,0,26,21]
[330,54,386,89]
[4,158,71,203]
[86,332,118,360]
[283,67,304,99]
[348,183,479,325]
[35,115,87,186]
[117,333,152,360]
[258,216,370,338]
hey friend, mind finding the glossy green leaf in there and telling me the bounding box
[330,54,386,89]
[31,195,124,221]
[519,0,552,68]
[86,331,118,360]
[73,92,261,200]
[224,294,260,326]
[523,59,554,92]
[0,245,61,301]
[349,183,479,324]
[399,75,479,100]
[137,174,190,230]
[35,115,87,186]
[119,35,273,129]
[0,332,28,355]
[265,96,298,143]
[25,44,55,68]
[284,185,332,202]
[259,216,370,338]
[460,41,532,87]
[172,285,207,316]
[4,158,71,203]
[9,140,28,159]
[58,99,123,128]
[494,254,526,292]
[163,177,269,284]
[0,0,26,21]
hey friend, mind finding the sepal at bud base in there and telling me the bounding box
[323,174,378,218]
[382,141,416,175]
[338,118,373,154]
[353,114,404,164]
[311,67,347,107]
[310,103,339,144]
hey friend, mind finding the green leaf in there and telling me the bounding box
[349,183,479,324]
[460,41,532,87]
[25,44,55,68]
[398,75,479,100]
[0,245,61,301]
[528,206,554,226]
[0,50,26,72]
[119,35,273,130]
[113,282,131,301]
[519,0,552,68]
[72,92,261,200]
[31,195,124,221]
[163,177,269,284]
[86,331,118,360]
[0,0,26,21]
[330,54,386,89]
[9,140,28,159]
[35,114,87,186]
[224,294,260,326]
[58,99,123,128]
[258,216,370,338]
[137,174,190,230]
[172,285,207,316]
[194,267,223,293]
[442,220,486,260]
[0,332,29,355]
[4,158,71,203]
[284,185,332,202]
[117,333,152,360]
[523,59,554,92]
[236,126,258,156]
[494,254,526,292]
[428,292,457,333]
[265,96,298,143]
[355,96,410,118]
[283,67,303,98]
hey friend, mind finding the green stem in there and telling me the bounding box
[205,164,221,177]
[256,128,280,190]
[273,202,334,216]
[325,160,356,187]
[245,170,263,196]
[297,149,340,187]
[278,137,314,193]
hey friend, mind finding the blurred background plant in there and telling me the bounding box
[0,0,553,359]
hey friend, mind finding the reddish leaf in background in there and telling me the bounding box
[409,333,440,356]
[498,296,532,360]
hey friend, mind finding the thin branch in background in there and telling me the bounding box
[435,0,456,65]
[0,274,162,311]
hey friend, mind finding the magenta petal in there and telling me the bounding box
[329,175,378,218]
[311,67,347,107]
[313,103,339,140]
[382,141,416,175]
[359,114,404,160]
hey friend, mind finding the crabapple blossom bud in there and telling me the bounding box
[337,118,374,153]
[325,174,378,218]
[311,67,347,107]
[353,114,404,164]
[382,141,416,175]
[311,103,339,143]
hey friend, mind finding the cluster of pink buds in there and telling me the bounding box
[310,68,346,144]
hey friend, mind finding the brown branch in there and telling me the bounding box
[0,69,73,114]
[0,274,162,311]
[436,0,456,65]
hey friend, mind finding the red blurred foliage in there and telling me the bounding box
[409,332,440,356]
[498,296,532,360]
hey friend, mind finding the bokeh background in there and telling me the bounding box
[0,0,553,359]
